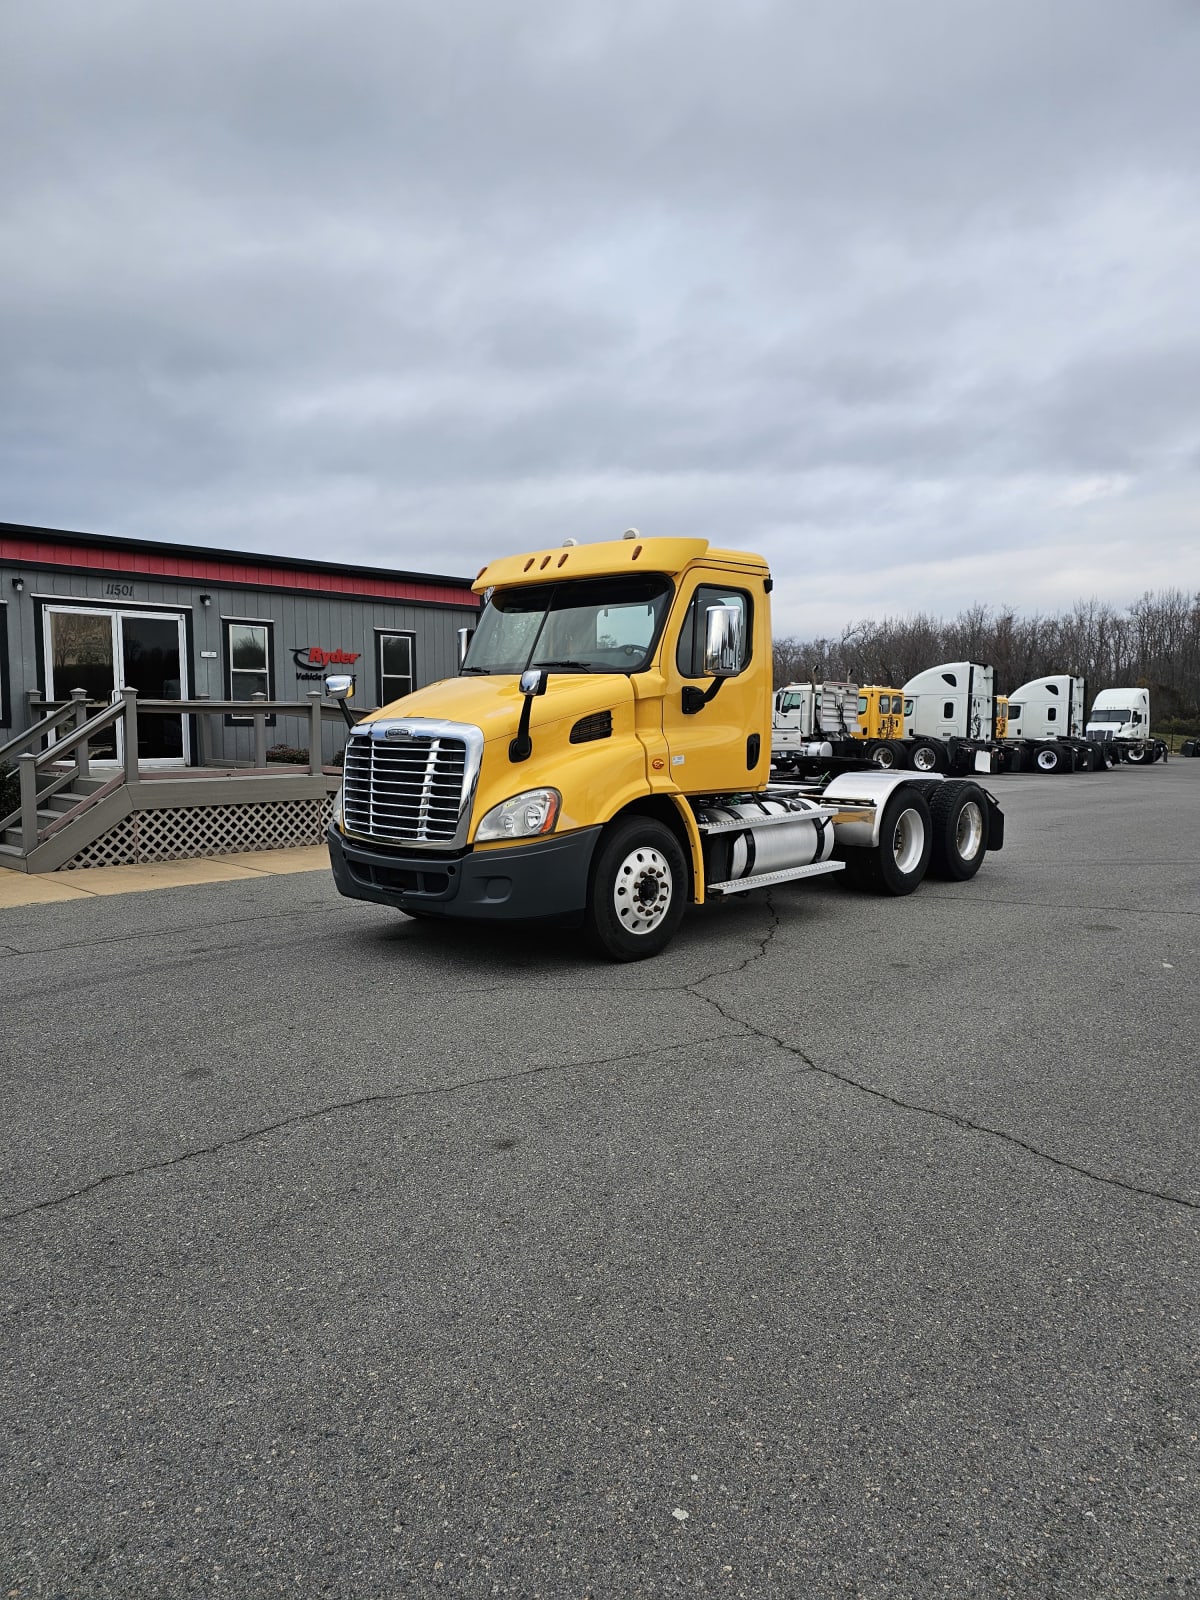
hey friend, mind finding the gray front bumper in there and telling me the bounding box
[327,825,602,922]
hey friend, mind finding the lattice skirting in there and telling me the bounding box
[61,797,336,870]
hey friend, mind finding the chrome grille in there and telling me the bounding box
[342,726,472,844]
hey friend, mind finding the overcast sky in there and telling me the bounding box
[2,0,1198,638]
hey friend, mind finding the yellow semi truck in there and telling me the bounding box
[325,531,1004,960]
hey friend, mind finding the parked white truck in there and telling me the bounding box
[1085,687,1168,764]
[999,674,1108,773]
[899,662,998,774]
[771,681,909,774]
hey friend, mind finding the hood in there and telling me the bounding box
[363,672,636,744]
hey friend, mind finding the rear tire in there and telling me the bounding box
[908,739,947,774]
[928,781,990,881]
[845,787,932,896]
[868,741,900,769]
[1034,743,1065,774]
[585,817,687,961]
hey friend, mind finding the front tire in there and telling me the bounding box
[585,817,687,961]
[928,781,990,881]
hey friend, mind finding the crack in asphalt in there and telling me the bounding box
[0,1030,745,1224]
[687,893,1200,1215]
[3,886,1196,1225]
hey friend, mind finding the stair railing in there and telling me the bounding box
[3,688,340,855]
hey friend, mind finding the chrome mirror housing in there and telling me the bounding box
[703,605,743,677]
[325,674,355,700]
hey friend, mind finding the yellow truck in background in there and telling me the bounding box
[772,681,909,773]
[325,531,1003,960]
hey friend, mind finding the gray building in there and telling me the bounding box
[0,520,479,768]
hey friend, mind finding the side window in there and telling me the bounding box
[377,631,416,707]
[1046,706,1057,721]
[942,701,955,718]
[676,586,752,679]
[225,620,274,724]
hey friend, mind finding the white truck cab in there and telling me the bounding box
[1086,686,1166,763]
[1006,675,1086,741]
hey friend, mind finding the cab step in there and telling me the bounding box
[706,859,847,896]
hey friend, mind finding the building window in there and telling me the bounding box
[225,619,274,722]
[377,631,416,707]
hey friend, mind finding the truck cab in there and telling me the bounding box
[857,687,905,742]
[1006,675,1086,741]
[1086,686,1165,763]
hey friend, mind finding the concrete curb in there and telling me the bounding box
[0,845,329,909]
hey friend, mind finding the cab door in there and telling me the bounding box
[659,576,769,792]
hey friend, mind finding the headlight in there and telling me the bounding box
[475,788,561,842]
[330,785,344,829]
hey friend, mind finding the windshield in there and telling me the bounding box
[1089,709,1133,724]
[463,575,674,675]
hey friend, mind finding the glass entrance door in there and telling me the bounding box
[46,609,118,759]
[44,607,189,766]
[119,614,185,760]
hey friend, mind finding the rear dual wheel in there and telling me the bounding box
[927,781,990,881]
[1035,743,1067,774]
[843,787,932,895]
[869,740,910,770]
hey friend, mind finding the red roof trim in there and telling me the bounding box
[1,533,479,609]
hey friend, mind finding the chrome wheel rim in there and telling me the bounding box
[956,801,984,861]
[913,747,936,771]
[873,747,895,768]
[1036,749,1057,770]
[613,846,673,935]
[891,807,925,874]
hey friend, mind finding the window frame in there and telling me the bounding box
[376,628,417,708]
[223,616,275,726]
[0,600,10,727]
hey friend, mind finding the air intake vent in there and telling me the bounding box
[569,711,613,745]
[342,731,469,843]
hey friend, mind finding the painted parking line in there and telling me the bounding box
[0,846,329,909]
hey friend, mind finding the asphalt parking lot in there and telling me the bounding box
[2,763,1197,1598]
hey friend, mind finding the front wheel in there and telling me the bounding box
[1125,744,1149,765]
[585,817,688,961]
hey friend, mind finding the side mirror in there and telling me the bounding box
[457,627,475,666]
[325,675,354,700]
[519,668,549,697]
[703,605,744,677]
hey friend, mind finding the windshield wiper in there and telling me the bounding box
[459,667,491,675]
[532,659,592,672]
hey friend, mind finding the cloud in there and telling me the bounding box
[1,0,1198,639]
